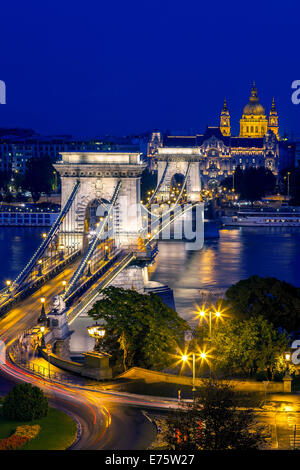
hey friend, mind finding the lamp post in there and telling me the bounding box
[87,323,106,352]
[38,259,43,276]
[6,280,12,294]
[38,297,47,323]
[62,280,66,294]
[40,326,46,348]
[197,305,221,377]
[182,351,207,400]
[287,172,291,198]
[285,351,291,375]
[104,245,109,261]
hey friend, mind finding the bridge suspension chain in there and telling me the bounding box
[10,180,81,292]
[146,161,169,207]
[63,181,122,299]
[142,161,192,241]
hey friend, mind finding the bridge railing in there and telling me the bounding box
[67,251,135,324]
[8,180,81,294]
[63,181,122,299]
[146,161,169,206]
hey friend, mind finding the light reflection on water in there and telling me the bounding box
[2,226,300,350]
[149,227,300,322]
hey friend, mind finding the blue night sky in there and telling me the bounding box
[1,0,300,137]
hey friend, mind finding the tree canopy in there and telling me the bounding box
[165,380,266,450]
[225,275,300,332]
[210,315,289,379]
[23,156,57,201]
[88,286,188,372]
[2,383,48,421]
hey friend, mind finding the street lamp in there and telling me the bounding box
[62,280,66,293]
[38,259,43,276]
[104,245,109,261]
[6,280,12,292]
[40,326,46,348]
[87,323,106,351]
[38,297,47,323]
[285,351,291,376]
[181,351,207,399]
[287,172,291,199]
[196,307,222,343]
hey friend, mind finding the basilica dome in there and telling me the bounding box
[242,82,266,116]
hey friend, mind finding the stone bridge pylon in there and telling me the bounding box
[54,152,146,251]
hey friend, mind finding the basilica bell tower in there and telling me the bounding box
[220,98,231,136]
[268,97,279,138]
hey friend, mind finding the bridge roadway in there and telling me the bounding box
[0,255,179,450]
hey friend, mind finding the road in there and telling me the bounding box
[0,263,158,450]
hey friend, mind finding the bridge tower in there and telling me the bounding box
[154,150,202,203]
[54,152,146,252]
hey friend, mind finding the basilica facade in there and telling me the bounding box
[148,83,280,187]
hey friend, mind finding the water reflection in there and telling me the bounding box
[149,227,300,322]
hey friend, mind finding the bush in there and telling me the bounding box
[2,384,48,421]
[255,371,268,382]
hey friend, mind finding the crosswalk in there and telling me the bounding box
[287,414,300,450]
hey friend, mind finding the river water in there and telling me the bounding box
[1,226,300,348]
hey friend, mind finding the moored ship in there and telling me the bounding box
[221,209,300,227]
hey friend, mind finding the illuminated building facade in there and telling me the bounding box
[148,83,280,187]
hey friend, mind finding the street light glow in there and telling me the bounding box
[181,354,188,362]
[40,297,45,304]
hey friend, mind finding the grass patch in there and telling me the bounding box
[0,407,77,450]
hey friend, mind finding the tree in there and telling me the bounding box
[165,380,266,450]
[23,156,57,202]
[88,286,188,372]
[2,383,48,421]
[210,315,289,378]
[140,168,157,202]
[225,275,300,331]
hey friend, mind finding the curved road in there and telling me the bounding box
[0,265,159,450]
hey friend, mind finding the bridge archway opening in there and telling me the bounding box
[170,173,186,203]
[83,198,110,251]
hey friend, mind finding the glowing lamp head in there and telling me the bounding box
[6,280,11,287]
[40,297,45,304]
[40,326,45,333]
[215,311,221,318]
[199,310,206,317]
[62,280,66,286]
[285,352,291,362]
[200,352,207,359]
[181,354,188,362]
